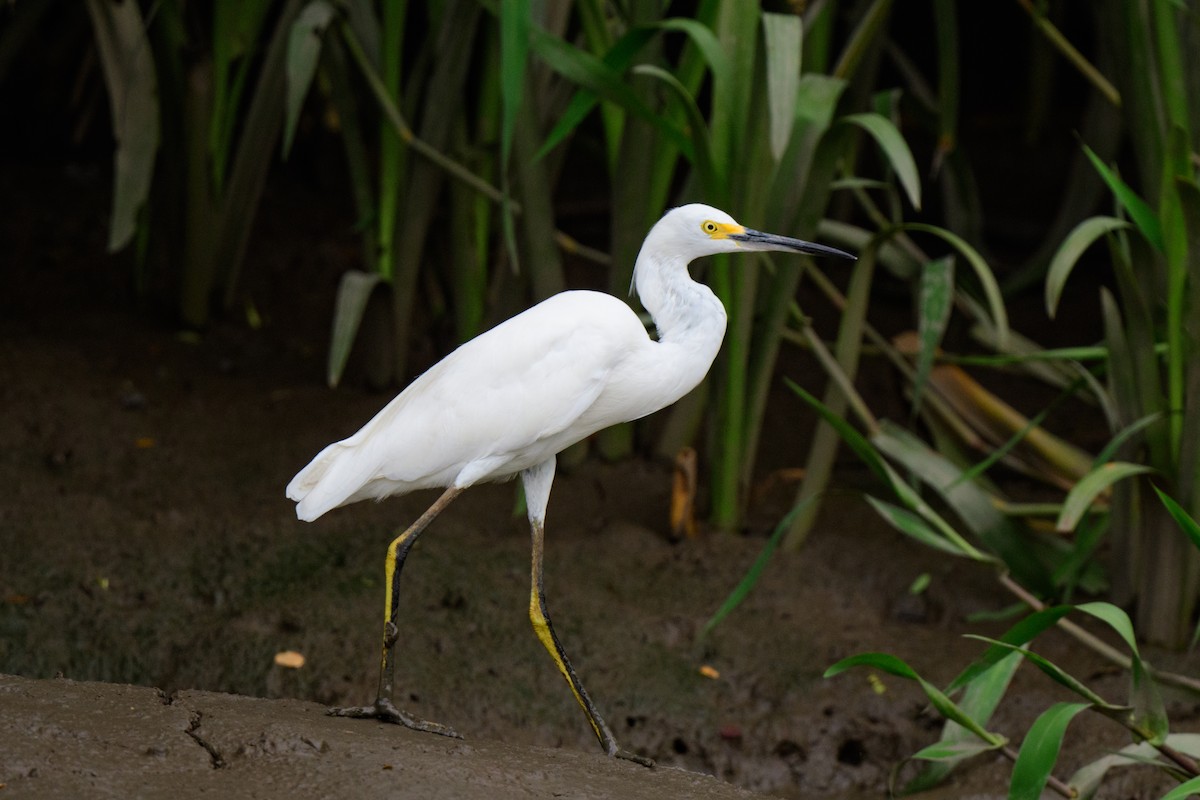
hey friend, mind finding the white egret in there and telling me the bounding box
[287,203,854,763]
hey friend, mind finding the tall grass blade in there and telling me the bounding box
[1076,602,1167,742]
[1175,178,1200,503]
[784,245,876,545]
[498,0,530,271]
[1083,144,1163,250]
[1056,462,1155,532]
[327,271,384,388]
[902,223,1007,346]
[210,2,273,190]
[865,497,972,559]
[283,1,336,158]
[1045,216,1133,317]
[1008,702,1090,800]
[786,380,889,485]
[913,255,954,413]
[215,0,304,316]
[535,27,655,161]
[965,636,1124,710]
[375,0,406,282]
[911,740,1000,762]
[841,113,921,210]
[698,496,817,641]
[84,0,160,252]
[631,65,717,192]
[1154,485,1200,554]
[528,25,694,161]
[930,0,958,176]
[1160,776,1200,800]
[906,650,1024,792]
[499,0,529,164]
[831,0,892,81]
[874,422,1047,588]
[762,12,801,161]
[948,606,1072,692]
[825,653,1005,746]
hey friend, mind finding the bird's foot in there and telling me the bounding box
[616,748,655,768]
[326,697,462,739]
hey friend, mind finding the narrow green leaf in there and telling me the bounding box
[842,112,921,210]
[656,17,730,88]
[284,1,337,157]
[1008,702,1090,800]
[1056,462,1155,532]
[499,0,530,163]
[762,11,802,161]
[1159,776,1200,800]
[946,345,1122,366]
[1067,734,1200,799]
[874,422,1037,581]
[913,255,954,412]
[1132,656,1169,745]
[947,606,1072,692]
[630,64,717,193]
[901,223,1007,346]
[912,739,1001,762]
[964,637,1120,709]
[528,25,694,161]
[786,380,890,488]
[948,399,1057,492]
[699,497,816,639]
[905,649,1023,792]
[866,496,973,559]
[930,0,958,175]
[1074,602,1167,742]
[1083,144,1163,250]
[1045,216,1132,318]
[535,27,655,160]
[831,0,892,81]
[1094,413,1164,467]
[826,653,1003,746]
[84,0,160,252]
[326,270,384,388]
[825,651,919,681]
[1076,601,1138,655]
[1155,484,1200,554]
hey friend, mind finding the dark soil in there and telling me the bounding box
[2,162,1197,799]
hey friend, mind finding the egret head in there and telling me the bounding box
[653,204,857,262]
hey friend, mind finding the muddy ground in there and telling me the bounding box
[2,162,1198,798]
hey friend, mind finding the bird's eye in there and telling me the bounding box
[702,221,719,234]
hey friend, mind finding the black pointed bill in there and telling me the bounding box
[729,228,856,260]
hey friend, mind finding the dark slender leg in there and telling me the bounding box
[523,460,653,766]
[328,486,464,736]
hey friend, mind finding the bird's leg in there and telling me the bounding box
[522,461,653,767]
[328,486,464,738]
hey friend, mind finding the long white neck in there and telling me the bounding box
[633,245,728,361]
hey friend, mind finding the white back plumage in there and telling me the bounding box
[288,204,795,521]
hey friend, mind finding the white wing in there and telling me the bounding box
[287,291,651,520]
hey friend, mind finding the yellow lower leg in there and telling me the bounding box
[328,487,463,737]
[376,486,463,705]
[528,519,650,763]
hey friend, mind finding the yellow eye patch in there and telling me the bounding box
[700,220,744,239]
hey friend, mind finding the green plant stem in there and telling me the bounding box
[341,19,507,206]
[999,573,1200,696]
[799,317,879,435]
[1015,0,1121,109]
[339,18,609,269]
